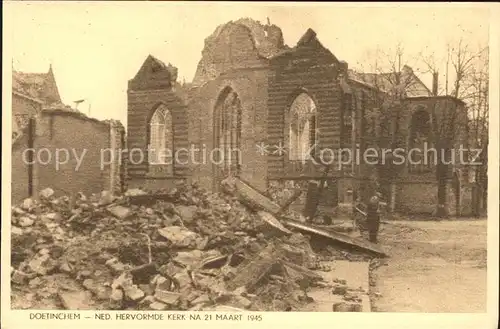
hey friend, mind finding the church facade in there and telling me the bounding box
[126,18,471,215]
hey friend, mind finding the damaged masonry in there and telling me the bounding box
[11,178,386,312]
[8,5,489,317]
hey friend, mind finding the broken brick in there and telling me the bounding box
[195,237,209,250]
[176,205,197,224]
[139,295,156,306]
[124,188,147,197]
[43,213,62,221]
[191,294,210,306]
[28,277,43,288]
[21,198,35,210]
[28,254,56,275]
[149,301,168,310]
[107,205,133,219]
[174,250,205,267]
[82,278,95,290]
[158,226,199,248]
[106,258,126,274]
[110,288,124,303]
[123,285,145,301]
[59,262,73,274]
[232,295,252,309]
[332,285,348,295]
[138,284,154,296]
[156,277,173,291]
[79,270,93,278]
[11,270,29,285]
[39,248,50,255]
[39,188,55,199]
[154,290,181,305]
[173,271,192,289]
[59,290,93,310]
[11,226,23,235]
[129,263,158,284]
[159,263,182,278]
[99,191,114,206]
[18,216,34,227]
[112,272,133,290]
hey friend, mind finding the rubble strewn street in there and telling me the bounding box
[11,182,382,311]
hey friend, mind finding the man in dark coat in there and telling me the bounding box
[366,192,382,243]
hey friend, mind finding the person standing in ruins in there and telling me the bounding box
[366,191,382,243]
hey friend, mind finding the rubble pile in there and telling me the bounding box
[11,183,380,311]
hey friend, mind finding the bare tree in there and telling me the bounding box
[352,44,421,206]
[464,47,489,215]
[356,38,486,217]
[419,39,488,217]
[358,42,427,147]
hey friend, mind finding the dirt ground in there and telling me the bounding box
[370,218,487,313]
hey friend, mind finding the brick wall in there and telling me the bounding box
[127,89,189,179]
[12,133,30,204]
[396,181,461,215]
[395,175,472,216]
[401,97,468,177]
[12,92,42,136]
[267,36,343,180]
[125,21,273,192]
[189,23,271,192]
[11,111,125,203]
[12,93,41,117]
[192,22,278,87]
[188,69,269,192]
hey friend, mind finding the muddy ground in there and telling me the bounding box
[370,218,487,312]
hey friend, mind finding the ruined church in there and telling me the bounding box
[126,18,470,215]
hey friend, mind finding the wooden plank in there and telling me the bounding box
[282,220,388,257]
[281,261,323,282]
[257,211,292,235]
[127,193,177,206]
[225,243,283,292]
[275,189,303,216]
[221,177,282,214]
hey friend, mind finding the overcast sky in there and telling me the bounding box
[6,2,490,126]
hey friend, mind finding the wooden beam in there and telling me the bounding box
[225,243,284,292]
[221,177,282,214]
[275,189,303,216]
[282,220,388,257]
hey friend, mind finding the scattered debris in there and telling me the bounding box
[11,181,385,311]
[283,220,388,257]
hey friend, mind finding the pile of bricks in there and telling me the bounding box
[10,183,372,311]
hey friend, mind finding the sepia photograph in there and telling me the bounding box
[2,1,497,323]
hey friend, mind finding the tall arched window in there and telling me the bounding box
[149,104,173,165]
[214,88,242,177]
[289,93,318,161]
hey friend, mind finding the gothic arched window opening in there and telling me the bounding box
[214,88,242,177]
[289,93,318,161]
[149,104,173,166]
